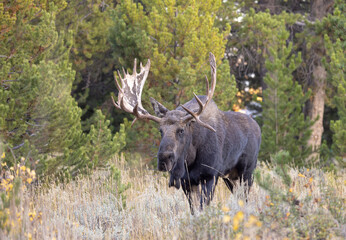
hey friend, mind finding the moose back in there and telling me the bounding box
[112,53,261,213]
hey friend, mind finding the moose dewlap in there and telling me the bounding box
[112,53,261,214]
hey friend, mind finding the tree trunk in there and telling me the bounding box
[307,66,326,162]
[306,0,333,162]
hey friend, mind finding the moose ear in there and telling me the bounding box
[150,97,169,117]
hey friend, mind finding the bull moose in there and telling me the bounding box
[112,53,261,213]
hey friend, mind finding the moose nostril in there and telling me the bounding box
[167,152,174,160]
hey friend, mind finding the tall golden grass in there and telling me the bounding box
[1,155,345,239]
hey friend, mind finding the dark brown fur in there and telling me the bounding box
[112,54,261,213]
[152,95,261,213]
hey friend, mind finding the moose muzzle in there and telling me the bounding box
[158,151,175,171]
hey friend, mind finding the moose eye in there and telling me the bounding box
[177,128,184,137]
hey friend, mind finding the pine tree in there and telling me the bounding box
[0,1,73,162]
[324,36,345,165]
[224,2,345,166]
[0,1,126,177]
[55,0,116,129]
[321,0,345,164]
[109,0,237,154]
[256,12,312,166]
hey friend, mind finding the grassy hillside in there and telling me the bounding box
[1,156,345,239]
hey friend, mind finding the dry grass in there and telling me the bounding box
[1,155,345,239]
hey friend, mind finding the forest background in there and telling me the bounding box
[0,0,345,239]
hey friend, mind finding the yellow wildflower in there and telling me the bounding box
[223,215,231,223]
[1,162,6,166]
[1,152,5,158]
[234,211,244,221]
[20,165,26,172]
[245,215,261,228]
[256,220,262,227]
[27,178,33,184]
[222,206,230,212]
[298,173,306,178]
[248,215,258,224]
[256,97,263,102]
[289,188,293,193]
[233,218,240,231]
[238,200,244,207]
[29,210,36,218]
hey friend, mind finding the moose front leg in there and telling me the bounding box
[181,180,202,214]
[200,176,218,207]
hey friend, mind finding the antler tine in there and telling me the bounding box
[117,70,125,87]
[133,104,162,123]
[181,52,217,132]
[208,52,217,99]
[133,58,137,76]
[203,52,217,107]
[181,105,216,132]
[111,95,121,109]
[114,74,122,93]
[205,75,209,96]
[193,92,204,115]
[143,58,150,70]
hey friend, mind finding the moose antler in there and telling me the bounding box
[111,59,162,125]
[181,52,217,132]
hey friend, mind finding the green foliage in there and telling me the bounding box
[0,2,77,164]
[106,163,131,209]
[323,9,345,164]
[55,0,116,124]
[228,9,302,76]
[110,0,232,104]
[214,60,238,111]
[40,110,126,178]
[0,1,126,178]
[251,13,312,166]
[109,0,236,154]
